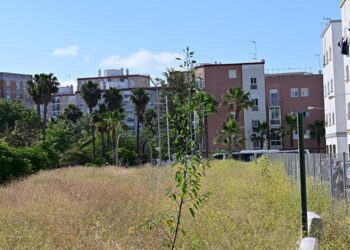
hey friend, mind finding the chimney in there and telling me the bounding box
[98,69,101,77]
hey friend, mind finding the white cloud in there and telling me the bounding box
[100,49,182,77]
[52,45,79,57]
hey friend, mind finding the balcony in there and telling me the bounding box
[269,98,280,106]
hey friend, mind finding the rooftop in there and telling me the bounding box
[321,20,342,38]
[77,74,150,81]
[194,61,265,69]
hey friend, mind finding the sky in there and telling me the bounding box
[0,0,342,90]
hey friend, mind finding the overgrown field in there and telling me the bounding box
[0,160,349,249]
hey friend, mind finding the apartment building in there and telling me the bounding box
[321,20,347,154]
[75,87,157,134]
[0,72,32,108]
[265,73,325,152]
[341,0,350,153]
[194,62,267,152]
[77,68,150,91]
[47,86,75,119]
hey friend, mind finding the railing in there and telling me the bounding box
[269,98,280,106]
[268,153,350,201]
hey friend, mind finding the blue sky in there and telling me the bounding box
[0,0,342,89]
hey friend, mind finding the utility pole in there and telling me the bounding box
[165,96,171,161]
[150,77,162,166]
[297,112,308,237]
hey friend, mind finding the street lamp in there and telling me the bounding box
[149,77,162,166]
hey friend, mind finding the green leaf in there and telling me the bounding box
[189,207,195,218]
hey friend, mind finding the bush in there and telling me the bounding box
[118,147,137,166]
[0,143,54,183]
[59,149,92,167]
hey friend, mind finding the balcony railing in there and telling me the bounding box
[270,119,281,126]
[269,98,280,106]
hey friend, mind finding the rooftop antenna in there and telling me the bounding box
[250,40,257,61]
[322,17,331,26]
[314,54,322,72]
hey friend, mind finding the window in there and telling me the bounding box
[330,79,333,93]
[6,95,10,100]
[291,88,299,97]
[301,88,309,97]
[16,82,20,90]
[323,55,326,67]
[228,70,237,79]
[6,81,10,87]
[251,98,258,111]
[348,103,350,120]
[324,85,327,97]
[304,130,311,139]
[253,140,260,149]
[270,130,282,147]
[270,90,279,106]
[329,47,332,61]
[327,82,330,95]
[326,51,328,64]
[332,113,335,125]
[346,65,350,82]
[252,120,259,130]
[269,106,281,126]
[230,112,236,120]
[250,78,257,89]
[304,111,310,118]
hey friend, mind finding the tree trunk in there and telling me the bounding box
[136,115,140,158]
[112,127,116,164]
[43,103,47,142]
[100,130,105,159]
[90,108,96,161]
[235,106,240,123]
[290,131,294,148]
[36,104,41,117]
[106,128,111,152]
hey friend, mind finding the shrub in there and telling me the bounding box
[59,149,92,167]
[118,147,137,166]
[0,143,54,183]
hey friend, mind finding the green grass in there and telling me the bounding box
[0,160,349,249]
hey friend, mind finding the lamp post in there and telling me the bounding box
[297,112,308,237]
[149,77,162,166]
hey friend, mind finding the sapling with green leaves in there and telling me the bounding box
[145,47,216,249]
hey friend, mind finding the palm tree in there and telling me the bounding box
[80,81,101,160]
[130,88,150,157]
[27,73,59,141]
[94,103,108,159]
[214,117,243,153]
[250,121,270,149]
[281,114,298,149]
[222,87,253,122]
[309,120,325,153]
[104,88,123,112]
[61,104,83,123]
[26,75,43,116]
[103,111,127,164]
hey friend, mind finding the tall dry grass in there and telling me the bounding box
[0,160,349,249]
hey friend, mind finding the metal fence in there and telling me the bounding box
[268,153,349,200]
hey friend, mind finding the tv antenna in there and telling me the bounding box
[250,40,257,61]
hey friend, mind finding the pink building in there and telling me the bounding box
[265,73,326,152]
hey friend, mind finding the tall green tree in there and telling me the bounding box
[309,120,325,153]
[27,74,43,116]
[80,81,101,160]
[61,104,83,123]
[281,114,298,149]
[41,73,60,141]
[250,121,271,149]
[221,87,253,122]
[130,88,150,158]
[104,87,123,112]
[214,117,243,153]
[103,111,127,164]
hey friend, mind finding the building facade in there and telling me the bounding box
[341,0,350,154]
[0,72,32,108]
[321,20,348,154]
[265,73,325,152]
[47,86,75,119]
[194,62,267,153]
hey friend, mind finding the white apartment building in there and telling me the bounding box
[341,0,350,153]
[321,20,348,154]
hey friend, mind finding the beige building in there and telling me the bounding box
[0,72,33,108]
